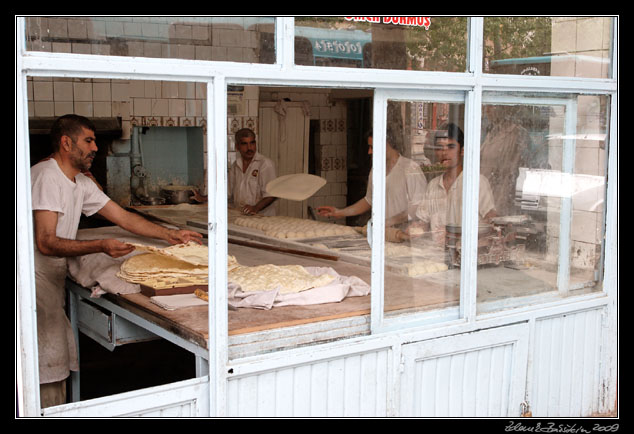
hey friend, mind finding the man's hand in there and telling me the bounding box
[241,204,258,215]
[166,229,204,245]
[101,239,135,258]
[316,206,342,218]
[191,188,207,203]
[404,221,427,239]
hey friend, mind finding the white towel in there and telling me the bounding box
[227,267,370,310]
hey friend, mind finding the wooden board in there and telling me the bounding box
[139,284,207,297]
[225,243,459,335]
[106,223,460,342]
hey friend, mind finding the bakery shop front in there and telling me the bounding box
[16,17,618,419]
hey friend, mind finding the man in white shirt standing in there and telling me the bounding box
[317,127,428,228]
[228,128,277,216]
[30,114,202,408]
[409,122,497,243]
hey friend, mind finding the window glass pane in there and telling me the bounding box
[383,100,465,319]
[477,92,609,313]
[27,76,208,204]
[295,17,467,72]
[484,17,613,78]
[225,86,375,357]
[25,16,276,64]
[27,77,207,399]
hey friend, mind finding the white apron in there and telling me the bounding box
[34,250,79,384]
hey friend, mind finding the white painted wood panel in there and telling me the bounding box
[399,323,529,417]
[41,377,209,417]
[530,308,605,417]
[226,348,390,417]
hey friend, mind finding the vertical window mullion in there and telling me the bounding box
[207,76,228,416]
[277,17,295,68]
[15,16,41,417]
[461,88,482,322]
[370,90,387,333]
[555,99,578,295]
[460,17,484,322]
[467,17,484,74]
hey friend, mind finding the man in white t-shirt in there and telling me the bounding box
[317,128,427,228]
[228,128,277,216]
[408,123,497,243]
[30,114,202,408]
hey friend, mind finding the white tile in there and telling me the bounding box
[53,81,73,101]
[152,99,169,116]
[93,101,112,117]
[92,82,111,102]
[54,101,74,117]
[33,81,53,101]
[73,82,92,101]
[74,101,93,117]
[169,99,186,117]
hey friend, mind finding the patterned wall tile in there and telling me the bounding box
[228,117,242,134]
[180,116,195,127]
[163,116,178,126]
[244,117,257,133]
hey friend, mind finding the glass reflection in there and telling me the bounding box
[476,94,608,313]
[25,16,276,64]
[295,17,467,72]
[381,101,465,318]
[484,17,613,79]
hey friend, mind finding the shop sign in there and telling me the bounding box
[345,16,431,30]
[313,38,365,60]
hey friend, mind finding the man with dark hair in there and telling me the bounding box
[409,122,497,243]
[30,114,202,407]
[228,128,277,216]
[41,114,102,189]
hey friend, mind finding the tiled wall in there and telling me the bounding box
[27,79,351,220]
[27,77,208,143]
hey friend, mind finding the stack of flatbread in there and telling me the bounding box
[117,241,238,290]
[126,241,210,266]
[118,241,337,304]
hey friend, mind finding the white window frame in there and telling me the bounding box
[15,16,618,417]
[370,89,469,333]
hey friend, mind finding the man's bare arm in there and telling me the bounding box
[33,210,134,258]
[97,200,202,245]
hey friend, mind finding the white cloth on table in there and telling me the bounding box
[228,267,370,310]
[68,227,370,310]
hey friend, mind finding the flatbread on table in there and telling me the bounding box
[117,241,239,290]
[128,241,209,266]
[120,240,335,297]
[117,252,209,288]
[228,264,335,294]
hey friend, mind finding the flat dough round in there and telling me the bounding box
[266,174,326,201]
